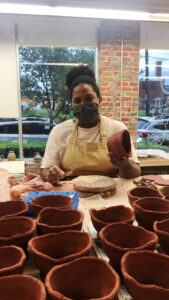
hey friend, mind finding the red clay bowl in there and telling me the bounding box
[45,256,120,300]
[28,231,93,278]
[121,250,169,300]
[99,222,158,273]
[127,186,165,208]
[0,274,46,300]
[29,194,73,217]
[154,218,169,255]
[36,207,84,235]
[107,129,131,159]
[133,197,169,231]
[90,205,135,233]
[0,216,36,250]
[0,200,28,219]
[0,245,26,276]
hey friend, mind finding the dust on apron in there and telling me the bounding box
[61,116,115,176]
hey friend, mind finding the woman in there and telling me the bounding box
[40,65,141,184]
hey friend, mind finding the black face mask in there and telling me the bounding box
[72,103,99,124]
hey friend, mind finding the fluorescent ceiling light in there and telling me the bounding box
[0,3,169,22]
[0,3,150,20]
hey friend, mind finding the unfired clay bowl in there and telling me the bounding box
[154,218,169,255]
[0,216,36,250]
[121,250,169,300]
[90,205,135,233]
[133,197,169,231]
[0,274,46,300]
[29,194,73,217]
[0,200,28,219]
[28,231,93,278]
[99,222,158,273]
[45,256,120,300]
[127,186,165,208]
[36,207,84,235]
[0,245,26,276]
[107,129,131,159]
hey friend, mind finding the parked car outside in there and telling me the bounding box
[0,117,58,142]
[137,116,169,145]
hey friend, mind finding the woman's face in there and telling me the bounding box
[72,83,99,106]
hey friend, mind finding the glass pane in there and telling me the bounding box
[19,47,95,158]
[138,49,169,149]
[0,118,19,160]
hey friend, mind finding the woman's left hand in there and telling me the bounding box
[109,151,141,179]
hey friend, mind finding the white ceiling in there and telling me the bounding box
[1,0,169,13]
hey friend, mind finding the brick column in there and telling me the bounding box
[99,20,140,145]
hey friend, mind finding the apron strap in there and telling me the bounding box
[69,116,107,145]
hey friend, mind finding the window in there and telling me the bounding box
[19,47,95,157]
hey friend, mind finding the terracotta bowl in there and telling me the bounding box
[90,205,135,233]
[99,222,158,273]
[0,200,28,219]
[107,129,131,159]
[133,197,169,231]
[0,245,26,276]
[127,186,165,208]
[0,216,36,250]
[0,274,46,300]
[29,230,93,278]
[121,250,169,300]
[36,207,84,235]
[45,256,120,300]
[154,218,169,255]
[29,194,73,217]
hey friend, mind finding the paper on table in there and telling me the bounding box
[0,161,25,174]
[136,149,169,159]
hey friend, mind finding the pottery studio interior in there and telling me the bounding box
[1,1,169,299]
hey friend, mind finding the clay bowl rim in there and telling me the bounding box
[0,245,26,276]
[45,256,120,300]
[0,216,36,242]
[90,205,135,227]
[153,218,169,237]
[133,197,169,215]
[29,194,73,210]
[36,207,84,229]
[99,222,158,252]
[121,250,169,293]
[28,230,93,264]
[0,201,29,219]
[0,274,46,299]
[127,186,165,201]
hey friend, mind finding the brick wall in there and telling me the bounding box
[99,20,140,145]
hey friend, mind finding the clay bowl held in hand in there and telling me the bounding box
[99,222,158,273]
[0,201,28,219]
[154,218,169,255]
[28,231,93,278]
[29,194,73,217]
[0,245,26,277]
[36,207,84,235]
[127,186,165,208]
[45,256,120,300]
[133,197,169,231]
[0,274,46,300]
[121,250,169,300]
[90,205,135,233]
[107,129,131,159]
[0,216,36,250]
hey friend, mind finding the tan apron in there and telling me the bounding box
[61,116,114,176]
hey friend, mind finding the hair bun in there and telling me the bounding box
[66,64,96,89]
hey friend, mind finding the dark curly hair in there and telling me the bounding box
[65,64,100,99]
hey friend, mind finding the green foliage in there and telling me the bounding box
[137,141,169,151]
[0,141,46,158]
[138,110,153,117]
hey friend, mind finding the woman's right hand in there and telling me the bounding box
[47,166,65,184]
